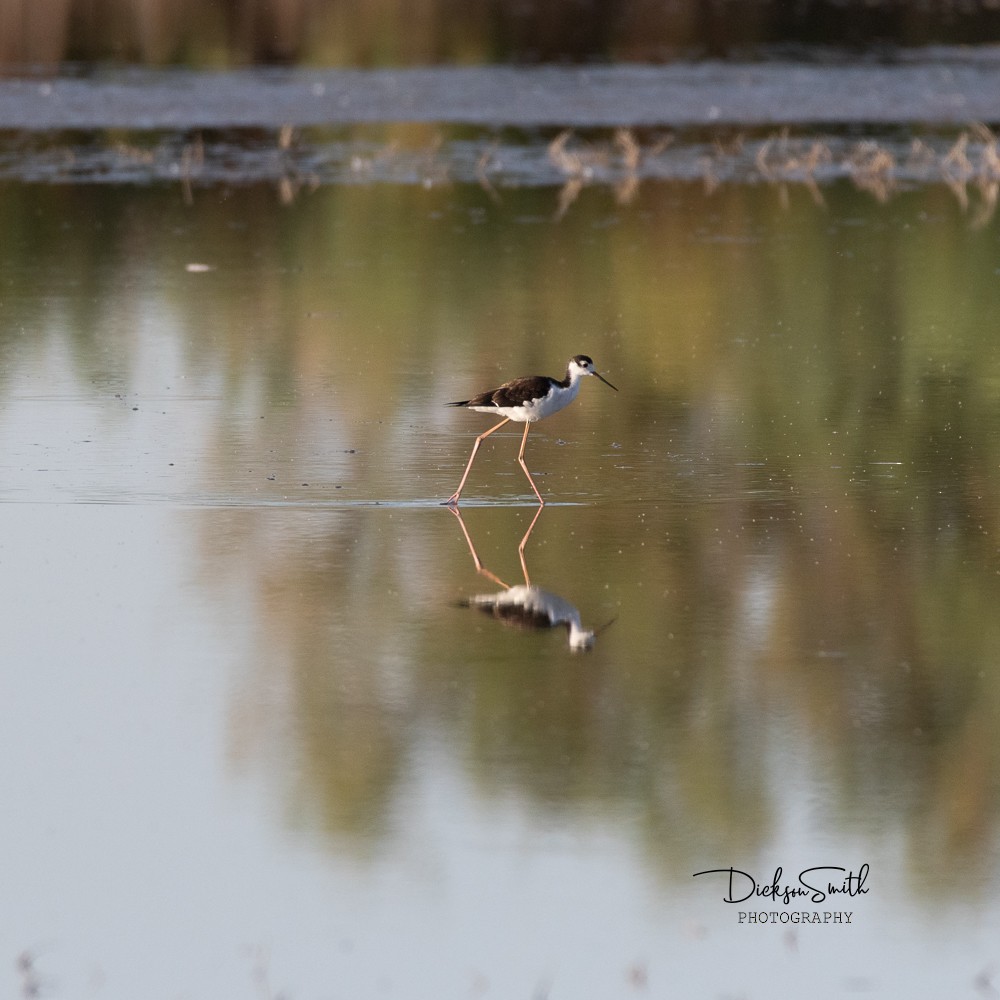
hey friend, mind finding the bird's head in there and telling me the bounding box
[569,355,618,391]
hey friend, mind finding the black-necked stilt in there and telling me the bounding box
[445,354,617,506]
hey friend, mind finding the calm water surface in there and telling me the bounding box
[2,176,1000,998]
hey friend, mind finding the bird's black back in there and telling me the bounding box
[449,374,555,409]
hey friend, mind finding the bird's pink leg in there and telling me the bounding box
[447,505,510,588]
[446,417,511,505]
[517,504,545,585]
[517,422,545,506]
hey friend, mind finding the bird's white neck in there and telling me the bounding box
[560,365,588,394]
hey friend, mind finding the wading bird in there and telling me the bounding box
[445,354,617,506]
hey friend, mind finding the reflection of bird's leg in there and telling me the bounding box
[517,504,545,586]
[446,416,511,506]
[448,506,510,588]
[516,422,545,505]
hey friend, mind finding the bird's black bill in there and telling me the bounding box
[595,372,618,391]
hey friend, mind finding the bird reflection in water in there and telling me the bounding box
[450,506,611,652]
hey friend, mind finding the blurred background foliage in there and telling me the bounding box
[6,0,1000,69]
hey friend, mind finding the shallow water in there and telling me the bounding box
[5,58,1000,130]
[3,176,1000,998]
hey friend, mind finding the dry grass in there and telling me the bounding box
[541,124,1000,224]
[18,121,1000,220]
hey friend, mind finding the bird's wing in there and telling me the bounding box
[482,375,553,408]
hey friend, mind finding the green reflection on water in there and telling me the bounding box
[3,177,1000,895]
